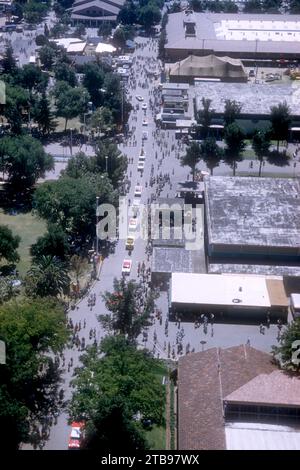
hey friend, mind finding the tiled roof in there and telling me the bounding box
[178,345,276,450]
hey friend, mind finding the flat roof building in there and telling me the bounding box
[204,177,300,262]
[178,346,300,450]
[165,11,300,61]
[171,272,288,321]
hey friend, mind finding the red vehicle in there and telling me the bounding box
[68,422,85,450]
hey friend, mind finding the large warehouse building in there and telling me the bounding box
[165,11,300,61]
[204,177,300,262]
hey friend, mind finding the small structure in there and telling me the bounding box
[95,42,116,54]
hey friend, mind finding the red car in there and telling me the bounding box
[68,421,85,450]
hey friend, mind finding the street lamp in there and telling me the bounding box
[105,155,108,173]
[96,196,99,257]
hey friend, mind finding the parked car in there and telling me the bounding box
[136,95,144,101]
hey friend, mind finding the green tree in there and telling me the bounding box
[25,255,70,298]
[33,174,116,246]
[94,140,127,187]
[69,336,165,450]
[81,396,148,451]
[244,0,262,12]
[82,63,105,108]
[99,278,156,342]
[262,0,281,12]
[113,25,134,48]
[89,106,115,136]
[35,34,48,46]
[97,21,113,37]
[169,1,182,12]
[224,123,246,176]
[181,141,202,181]
[0,297,69,450]
[39,44,57,70]
[54,62,77,87]
[200,137,223,175]
[74,24,86,38]
[53,81,90,130]
[23,0,49,24]
[138,3,162,31]
[118,0,138,24]
[189,0,204,11]
[0,135,54,190]
[2,84,29,134]
[19,64,49,93]
[2,44,17,75]
[207,0,223,12]
[272,319,300,372]
[290,0,300,13]
[197,97,214,138]
[33,92,56,135]
[31,224,71,262]
[252,129,271,176]
[270,101,291,152]
[224,99,242,126]
[0,226,20,264]
[222,0,239,12]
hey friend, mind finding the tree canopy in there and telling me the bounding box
[33,174,117,246]
[0,135,54,190]
[25,255,70,298]
[99,278,156,342]
[0,225,20,264]
[0,297,69,449]
[272,319,300,372]
[181,141,202,181]
[69,336,165,451]
[224,123,246,176]
[53,81,90,130]
[270,101,291,151]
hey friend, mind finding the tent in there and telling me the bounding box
[169,54,247,83]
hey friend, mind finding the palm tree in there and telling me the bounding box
[25,255,70,298]
[180,141,202,181]
[69,254,89,293]
[200,137,223,175]
[270,101,291,152]
[252,129,271,176]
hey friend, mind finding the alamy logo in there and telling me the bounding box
[291,340,300,366]
[0,340,6,365]
[0,81,6,105]
[96,197,203,251]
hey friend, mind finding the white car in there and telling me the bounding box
[138,155,146,162]
[142,119,148,126]
[134,185,142,197]
[142,103,147,110]
[122,259,132,274]
[137,161,145,171]
[136,95,144,101]
[128,217,137,231]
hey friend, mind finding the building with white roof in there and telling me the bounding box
[165,11,300,61]
[171,272,288,320]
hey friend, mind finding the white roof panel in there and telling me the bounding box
[226,422,300,450]
[171,273,271,308]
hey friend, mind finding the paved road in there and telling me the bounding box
[32,36,282,450]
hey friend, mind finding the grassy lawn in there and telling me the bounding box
[0,210,46,276]
[145,360,168,450]
[147,424,166,450]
